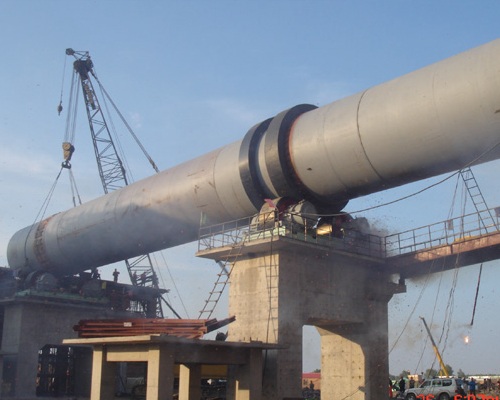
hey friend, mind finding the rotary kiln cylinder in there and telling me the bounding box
[7,39,500,277]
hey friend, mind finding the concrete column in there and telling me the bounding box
[364,298,391,399]
[225,237,398,400]
[318,298,391,400]
[233,348,263,400]
[90,345,115,400]
[319,328,364,400]
[146,344,174,400]
[178,363,202,400]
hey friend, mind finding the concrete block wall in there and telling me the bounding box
[0,298,135,398]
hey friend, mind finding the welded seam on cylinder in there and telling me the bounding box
[33,217,53,271]
[356,89,384,181]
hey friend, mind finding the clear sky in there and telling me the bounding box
[0,0,499,376]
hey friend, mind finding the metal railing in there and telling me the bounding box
[199,207,500,260]
[384,206,500,257]
[198,211,385,258]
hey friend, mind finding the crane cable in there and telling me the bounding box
[91,68,192,317]
[436,258,460,367]
[91,74,187,313]
[439,170,491,357]
[470,263,483,326]
[422,177,461,375]
[435,178,463,361]
[25,57,80,258]
[422,258,447,376]
[60,66,83,206]
[150,251,190,318]
[415,170,488,375]
[68,168,82,207]
[75,61,185,315]
[93,73,160,174]
[64,71,79,145]
[392,173,465,376]
[22,167,65,259]
[427,174,469,375]
[57,54,67,115]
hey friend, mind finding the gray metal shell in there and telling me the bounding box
[7,39,500,276]
[290,39,500,202]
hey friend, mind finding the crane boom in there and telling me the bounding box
[66,48,129,192]
[65,48,166,318]
[420,317,449,376]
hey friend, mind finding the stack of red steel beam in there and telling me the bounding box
[73,316,235,339]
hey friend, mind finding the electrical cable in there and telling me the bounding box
[301,137,500,220]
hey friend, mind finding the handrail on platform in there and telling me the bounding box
[198,207,500,260]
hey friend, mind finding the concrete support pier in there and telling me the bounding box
[200,235,404,400]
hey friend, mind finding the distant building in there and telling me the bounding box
[302,372,321,390]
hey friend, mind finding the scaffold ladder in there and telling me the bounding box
[460,167,499,233]
[198,244,243,319]
[264,243,280,342]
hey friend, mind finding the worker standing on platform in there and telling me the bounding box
[113,269,120,283]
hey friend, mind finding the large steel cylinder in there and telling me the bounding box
[7,39,500,277]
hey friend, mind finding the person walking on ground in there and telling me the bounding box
[399,377,406,396]
[468,378,477,396]
[409,377,415,389]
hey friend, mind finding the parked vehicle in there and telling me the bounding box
[404,377,465,400]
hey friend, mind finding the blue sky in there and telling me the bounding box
[0,1,499,375]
